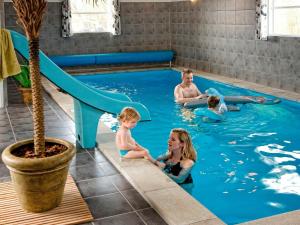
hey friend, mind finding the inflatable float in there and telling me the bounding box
[185,95,281,108]
[194,108,225,122]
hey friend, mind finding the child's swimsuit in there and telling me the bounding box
[119,149,129,157]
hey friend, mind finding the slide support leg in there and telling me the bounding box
[74,99,104,148]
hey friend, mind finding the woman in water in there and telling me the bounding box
[155,128,197,184]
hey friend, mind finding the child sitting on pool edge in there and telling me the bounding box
[115,107,157,163]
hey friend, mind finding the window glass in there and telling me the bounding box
[269,0,300,36]
[273,8,300,35]
[71,0,113,34]
[71,0,107,13]
[274,0,300,7]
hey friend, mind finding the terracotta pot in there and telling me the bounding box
[19,87,32,104]
[1,138,75,212]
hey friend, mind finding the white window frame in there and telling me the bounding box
[268,0,300,37]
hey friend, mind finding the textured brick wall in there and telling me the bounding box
[5,2,170,55]
[170,0,300,93]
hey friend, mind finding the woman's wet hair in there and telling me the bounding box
[118,107,140,122]
[171,128,197,161]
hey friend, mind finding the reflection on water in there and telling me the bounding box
[248,132,277,138]
[267,202,284,208]
[263,173,300,195]
[256,144,300,195]
[100,113,118,132]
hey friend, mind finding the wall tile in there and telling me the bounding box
[218,11,226,24]
[225,25,235,39]
[226,0,235,11]
[235,0,244,10]
[235,10,245,25]
[255,40,268,57]
[218,0,226,10]
[243,55,255,71]
[244,10,255,25]
[226,11,235,25]
[244,0,256,10]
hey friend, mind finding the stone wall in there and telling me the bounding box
[5,2,170,55]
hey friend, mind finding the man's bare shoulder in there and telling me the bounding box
[174,84,182,93]
[174,84,182,89]
[174,84,184,92]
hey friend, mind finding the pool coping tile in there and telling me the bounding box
[237,209,300,225]
[42,68,300,225]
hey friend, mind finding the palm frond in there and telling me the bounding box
[12,0,47,39]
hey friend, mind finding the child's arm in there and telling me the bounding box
[153,152,171,169]
[156,152,170,161]
[135,143,148,151]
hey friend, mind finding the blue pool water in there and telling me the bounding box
[77,69,300,224]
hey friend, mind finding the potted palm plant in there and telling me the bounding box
[2,0,75,213]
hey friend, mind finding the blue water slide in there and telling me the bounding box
[50,50,174,67]
[10,30,151,148]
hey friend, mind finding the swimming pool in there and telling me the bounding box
[76,69,300,225]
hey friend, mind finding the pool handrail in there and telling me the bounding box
[9,30,151,148]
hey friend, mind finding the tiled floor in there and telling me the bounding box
[0,79,167,225]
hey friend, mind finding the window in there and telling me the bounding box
[70,0,115,34]
[268,0,300,36]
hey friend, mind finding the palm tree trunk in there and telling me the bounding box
[29,38,45,155]
[12,0,47,156]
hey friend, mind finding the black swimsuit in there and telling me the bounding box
[164,161,193,184]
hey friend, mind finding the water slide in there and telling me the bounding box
[10,30,151,148]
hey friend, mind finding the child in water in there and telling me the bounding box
[115,107,156,162]
[207,96,222,114]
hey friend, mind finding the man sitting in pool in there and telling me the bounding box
[174,69,207,104]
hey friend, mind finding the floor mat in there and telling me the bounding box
[0,175,93,225]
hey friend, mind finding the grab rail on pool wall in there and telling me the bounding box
[9,30,151,148]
